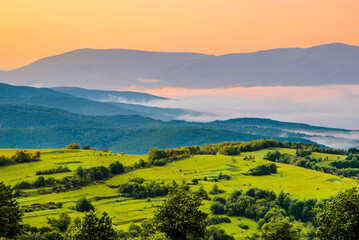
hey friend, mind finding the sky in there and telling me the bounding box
[1,0,359,69]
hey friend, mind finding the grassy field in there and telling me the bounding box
[1,147,357,239]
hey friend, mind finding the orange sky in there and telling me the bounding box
[1,0,358,69]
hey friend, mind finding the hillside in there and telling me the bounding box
[1,144,357,239]
[1,103,359,151]
[1,43,359,89]
[0,83,199,120]
[0,126,315,153]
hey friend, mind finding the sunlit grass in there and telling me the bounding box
[1,148,357,239]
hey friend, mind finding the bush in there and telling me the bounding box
[204,226,235,240]
[75,198,94,212]
[205,216,231,226]
[238,223,249,229]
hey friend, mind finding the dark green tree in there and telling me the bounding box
[152,187,208,240]
[0,181,24,239]
[69,211,117,240]
[109,161,124,175]
[204,226,234,240]
[260,218,299,240]
[66,143,80,150]
[75,197,94,212]
[316,188,359,239]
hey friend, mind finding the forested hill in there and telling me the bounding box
[1,104,358,153]
[0,82,199,120]
[0,43,358,89]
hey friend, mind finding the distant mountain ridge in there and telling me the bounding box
[0,82,199,120]
[0,43,358,89]
[52,86,167,103]
[1,103,358,152]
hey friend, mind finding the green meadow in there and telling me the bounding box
[1,147,357,239]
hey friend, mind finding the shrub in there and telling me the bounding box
[205,216,231,226]
[238,223,249,229]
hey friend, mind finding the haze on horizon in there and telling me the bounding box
[1,0,359,69]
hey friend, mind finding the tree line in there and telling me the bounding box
[0,150,40,166]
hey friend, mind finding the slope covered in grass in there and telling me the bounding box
[1,147,357,239]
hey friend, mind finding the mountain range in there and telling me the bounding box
[0,43,358,89]
[0,82,358,153]
[0,82,199,121]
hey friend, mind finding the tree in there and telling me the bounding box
[204,226,234,240]
[82,145,90,150]
[47,213,71,232]
[66,143,80,150]
[152,187,208,240]
[260,218,299,240]
[0,181,24,239]
[75,197,94,212]
[316,188,359,239]
[109,161,124,174]
[69,211,117,240]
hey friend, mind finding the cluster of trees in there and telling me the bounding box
[36,166,70,175]
[264,151,318,170]
[330,154,359,169]
[147,139,348,162]
[265,150,359,179]
[66,143,81,149]
[14,176,57,190]
[208,139,347,156]
[249,163,277,176]
[148,147,194,166]
[117,180,174,199]
[0,150,40,166]
[14,162,125,193]
[204,216,231,226]
[210,188,322,228]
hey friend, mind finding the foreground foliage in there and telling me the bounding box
[260,218,299,240]
[69,211,117,240]
[0,181,24,239]
[316,188,359,240]
[152,187,208,240]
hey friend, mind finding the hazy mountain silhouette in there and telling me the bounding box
[0,43,358,89]
[52,86,167,103]
[0,83,199,120]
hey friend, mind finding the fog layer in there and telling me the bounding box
[138,85,359,130]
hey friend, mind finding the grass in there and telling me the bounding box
[1,147,358,239]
